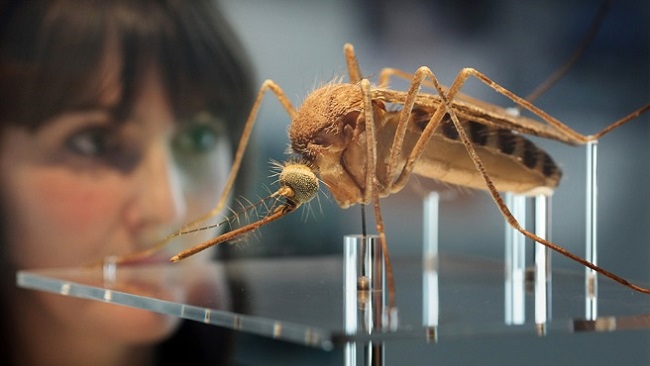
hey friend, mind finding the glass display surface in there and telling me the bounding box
[17,248,650,351]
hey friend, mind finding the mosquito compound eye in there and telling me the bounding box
[279,163,319,205]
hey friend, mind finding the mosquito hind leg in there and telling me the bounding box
[447,68,650,143]
[383,63,650,294]
[434,74,650,294]
[377,59,650,295]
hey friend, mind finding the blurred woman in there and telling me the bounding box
[0,0,253,364]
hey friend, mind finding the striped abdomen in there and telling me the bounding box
[377,108,562,196]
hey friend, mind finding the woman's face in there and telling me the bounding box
[0,65,232,343]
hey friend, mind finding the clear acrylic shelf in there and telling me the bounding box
[16,248,650,351]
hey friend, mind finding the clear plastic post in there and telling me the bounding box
[534,194,552,332]
[585,141,598,320]
[423,192,440,343]
[343,235,385,365]
[505,193,526,325]
[102,255,118,288]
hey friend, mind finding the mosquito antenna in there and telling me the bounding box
[522,0,612,104]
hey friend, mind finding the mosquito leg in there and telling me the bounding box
[178,80,296,231]
[447,68,650,143]
[590,103,650,139]
[360,78,398,311]
[381,66,649,143]
[113,80,296,264]
[379,67,454,97]
[372,189,397,314]
[388,67,455,192]
[378,59,650,294]
[378,67,420,88]
[383,67,436,185]
[344,43,363,84]
[523,0,612,104]
[382,64,650,294]
[348,45,369,256]
[434,76,650,294]
[323,51,395,306]
[360,79,378,205]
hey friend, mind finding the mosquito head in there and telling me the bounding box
[278,162,319,206]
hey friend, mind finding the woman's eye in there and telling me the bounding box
[65,127,118,157]
[174,123,222,155]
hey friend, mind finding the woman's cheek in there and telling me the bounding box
[8,166,128,268]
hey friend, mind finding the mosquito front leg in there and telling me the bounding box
[173,80,296,234]
[359,79,378,204]
[359,78,398,313]
[112,80,296,264]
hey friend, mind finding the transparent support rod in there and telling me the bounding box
[534,195,552,332]
[505,193,526,325]
[344,235,385,366]
[504,193,552,329]
[423,192,440,343]
[585,141,598,320]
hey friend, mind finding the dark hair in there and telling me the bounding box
[0,0,253,136]
[0,1,253,364]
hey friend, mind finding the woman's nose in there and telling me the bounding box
[125,142,187,233]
